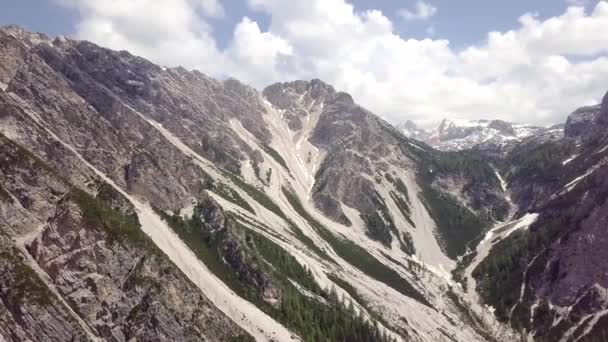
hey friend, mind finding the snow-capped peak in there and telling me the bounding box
[398,118,553,151]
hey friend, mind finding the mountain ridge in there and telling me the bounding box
[397,118,562,152]
[0,25,607,342]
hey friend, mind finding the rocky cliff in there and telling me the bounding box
[468,91,608,342]
[1,25,606,342]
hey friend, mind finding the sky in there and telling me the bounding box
[1,0,607,128]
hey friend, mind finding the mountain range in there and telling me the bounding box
[0,25,607,342]
[397,119,564,153]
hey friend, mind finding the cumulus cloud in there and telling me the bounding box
[60,0,608,128]
[565,0,590,6]
[58,0,227,71]
[224,17,294,86]
[398,1,438,21]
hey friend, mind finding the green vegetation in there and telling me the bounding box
[413,147,501,259]
[248,228,321,292]
[209,182,255,214]
[282,187,431,308]
[473,228,530,323]
[451,250,478,291]
[157,206,255,299]
[223,170,287,219]
[389,191,416,228]
[228,211,285,241]
[251,161,262,183]
[325,274,396,330]
[280,284,395,342]
[385,173,416,228]
[474,166,599,334]
[326,274,368,309]
[399,232,416,256]
[261,144,291,174]
[385,174,412,205]
[248,222,396,342]
[158,205,394,342]
[360,191,398,247]
[418,150,500,189]
[69,188,154,250]
[418,185,491,259]
[0,248,55,307]
[285,220,334,264]
[360,210,393,247]
[508,141,575,183]
[473,218,560,326]
[94,181,122,205]
[227,335,256,342]
[223,171,332,262]
[379,128,501,259]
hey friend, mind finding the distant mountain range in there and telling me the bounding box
[398,118,564,152]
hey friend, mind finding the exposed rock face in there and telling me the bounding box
[195,195,281,303]
[396,120,430,142]
[4,25,608,342]
[0,130,251,341]
[0,26,50,86]
[0,236,91,342]
[28,196,243,342]
[473,91,608,341]
[564,105,602,141]
[263,79,507,258]
[263,79,336,131]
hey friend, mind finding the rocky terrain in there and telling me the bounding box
[468,91,608,342]
[398,118,561,153]
[0,25,607,342]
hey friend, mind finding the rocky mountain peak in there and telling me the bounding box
[263,79,336,106]
[262,79,338,130]
[0,25,51,48]
[396,120,430,141]
[400,117,550,152]
[487,119,516,136]
[332,91,355,105]
[564,104,602,140]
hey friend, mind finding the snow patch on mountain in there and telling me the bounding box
[462,213,539,304]
[562,154,579,165]
[398,118,552,151]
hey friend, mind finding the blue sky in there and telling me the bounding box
[1,0,606,127]
[1,0,593,50]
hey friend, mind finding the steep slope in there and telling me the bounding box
[0,26,525,342]
[466,91,608,342]
[0,134,253,341]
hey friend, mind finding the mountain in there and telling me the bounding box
[466,93,608,342]
[398,118,560,153]
[395,120,430,142]
[0,25,606,342]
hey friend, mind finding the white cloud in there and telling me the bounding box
[60,0,608,128]
[566,0,590,6]
[224,17,294,86]
[59,0,227,70]
[398,1,438,21]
